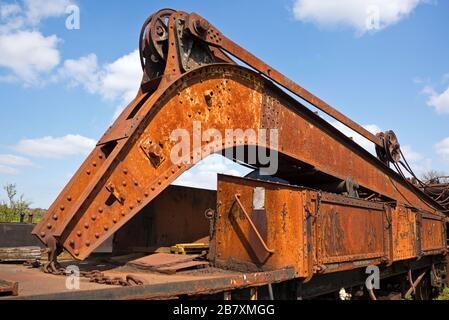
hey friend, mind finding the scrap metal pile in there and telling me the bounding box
[21,8,448,299]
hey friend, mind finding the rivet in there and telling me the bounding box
[129,205,134,210]
[47,224,52,229]
[92,215,97,221]
[158,181,162,185]
[53,215,58,221]
[104,225,109,231]
[122,181,127,187]
[87,170,91,175]
[95,233,100,239]
[113,218,117,224]
[74,250,80,256]
[151,187,155,191]
[137,198,142,203]
[60,205,65,211]
[144,192,149,197]
[121,211,126,217]
[134,180,138,186]
[99,154,103,159]
[92,161,97,167]
[98,207,104,213]
[40,232,46,237]
[84,223,89,229]
[123,168,128,174]
[77,230,82,237]
[67,196,72,202]
[85,241,91,247]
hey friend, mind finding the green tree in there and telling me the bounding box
[0,183,31,222]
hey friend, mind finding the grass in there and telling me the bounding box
[436,287,449,300]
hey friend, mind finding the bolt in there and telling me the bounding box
[87,170,91,175]
[77,230,82,237]
[47,224,52,229]
[194,18,210,34]
[95,233,100,239]
[84,223,89,229]
[67,196,72,202]
[123,168,128,174]
[53,215,58,221]
[104,225,109,231]
[98,207,104,213]
[85,241,91,247]
[113,218,117,224]
[60,205,65,211]
[92,215,97,221]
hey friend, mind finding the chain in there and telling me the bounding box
[24,260,144,287]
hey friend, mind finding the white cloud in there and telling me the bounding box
[0,0,75,83]
[425,86,449,114]
[0,30,60,83]
[15,134,96,158]
[292,0,426,34]
[173,155,252,190]
[0,154,34,175]
[58,50,142,118]
[24,0,73,25]
[436,137,449,162]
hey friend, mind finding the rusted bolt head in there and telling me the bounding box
[122,181,127,187]
[74,250,80,256]
[85,241,91,247]
[95,233,100,239]
[194,18,210,34]
[40,232,46,238]
[67,196,72,202]
[47,224,52,229]
[144,192,149,198]
[60,205,65,211]
[91,215,97,221]
[123,168,128,174]
[86,170,91,175]
[104,225,109,231]
[77,230,82,237]
[53,215,58,221]
[84,223,89,229]
[156,25,164,36]
[98,207,104,213]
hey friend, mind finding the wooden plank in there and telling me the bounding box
[0,247,42,262]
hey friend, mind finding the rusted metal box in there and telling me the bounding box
[211,175,391,278]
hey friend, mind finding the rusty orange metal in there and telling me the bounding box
[31,8,447,287]
[211,174,446,282]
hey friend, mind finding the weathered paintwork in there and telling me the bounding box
[211,175,446,281]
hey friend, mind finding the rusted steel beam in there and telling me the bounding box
[32,9,446,264]
[185,13,383,149]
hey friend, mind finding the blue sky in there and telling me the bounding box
[0,0,448,208]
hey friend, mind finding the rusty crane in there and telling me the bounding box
[26,9,448,300]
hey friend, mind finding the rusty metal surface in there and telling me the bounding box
[0,262,294,300]
[211,175,446,281]
[113,185,214,254]
[0,278,18,297]
[32,9,446,270]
